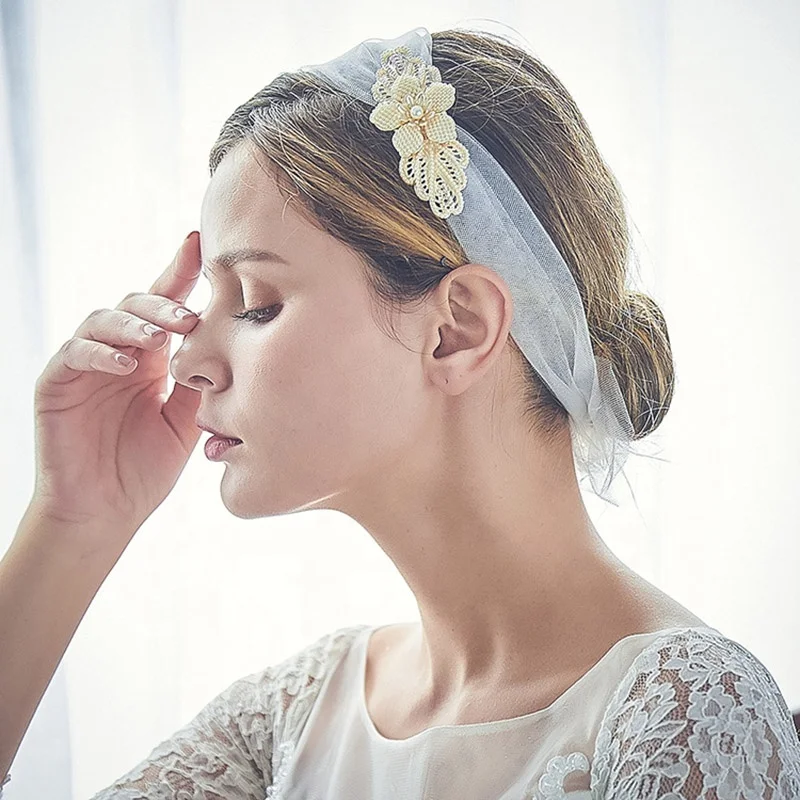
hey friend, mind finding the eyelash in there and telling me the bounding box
[231,306,278,324]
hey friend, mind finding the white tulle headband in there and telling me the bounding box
[297,26,642,505]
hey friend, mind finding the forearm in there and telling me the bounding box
[0,505,126,780]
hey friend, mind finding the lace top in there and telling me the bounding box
[7,623,798,799]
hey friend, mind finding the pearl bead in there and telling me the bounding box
[410,105,424,118]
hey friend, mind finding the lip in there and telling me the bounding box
[204,435,242,461]
[196,419,242,441]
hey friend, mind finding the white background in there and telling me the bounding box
[1,0,798,797]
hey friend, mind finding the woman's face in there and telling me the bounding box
[170,143,431,518]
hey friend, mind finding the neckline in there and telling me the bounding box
[356,622,719,745]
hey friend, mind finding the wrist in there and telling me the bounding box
[14,502,134,566]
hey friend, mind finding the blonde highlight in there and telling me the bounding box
[209,28,674,442]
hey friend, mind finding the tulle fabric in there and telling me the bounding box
[297,25,660,505]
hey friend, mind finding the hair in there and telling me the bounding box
[208,28,674,443]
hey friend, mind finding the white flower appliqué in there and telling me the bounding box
[369,45,470,220]
[530,752,591,799]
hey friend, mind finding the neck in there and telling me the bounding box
[336,415,645,704]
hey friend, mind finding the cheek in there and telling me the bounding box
[247,304,424,467]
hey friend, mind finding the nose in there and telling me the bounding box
[170,345,212,390]
[169,311,220,390]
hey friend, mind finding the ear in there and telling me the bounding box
[423,263,515,395]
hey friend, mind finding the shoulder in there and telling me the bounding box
[201,623,368,789]
[81,625,370,798]
[267,622,370,701]
[228,622,369,714]
[188,622,368,756]
[203,622,367,714]
[590,626,800,799]
[248,623,368,735]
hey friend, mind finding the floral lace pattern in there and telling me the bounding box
[47,624,798,799]
[590,628,800,798]
[86,625,363,799]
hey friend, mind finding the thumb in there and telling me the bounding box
[162,382,203,452]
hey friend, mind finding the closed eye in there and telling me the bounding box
[231,305,280,324]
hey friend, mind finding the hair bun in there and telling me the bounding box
[600,291,674,439]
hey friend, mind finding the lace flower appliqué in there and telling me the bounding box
[369,45,470,220]
[529,752,591,799]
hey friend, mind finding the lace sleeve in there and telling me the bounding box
[1,625,360,799]
[591,629,800,799]
[87,665,277,800]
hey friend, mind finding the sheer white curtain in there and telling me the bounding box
[2,0,798,797]
[0,1,72,797]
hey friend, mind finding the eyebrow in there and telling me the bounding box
[201,247,290,279]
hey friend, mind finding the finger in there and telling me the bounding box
[148,230,202,305]
[75,307,173,353]
[43,301,195,387]
[44,337,140,383]
[107,296,199,341]
[161,380,203,451]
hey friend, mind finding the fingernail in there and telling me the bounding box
[175,307,196,319]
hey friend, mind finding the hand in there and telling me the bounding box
[29,232,204,548]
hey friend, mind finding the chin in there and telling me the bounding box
[217,474,308,520]
[218,473,268,519]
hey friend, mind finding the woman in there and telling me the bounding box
[1,25,798,799]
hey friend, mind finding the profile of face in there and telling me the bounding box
[169,143,438,520]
